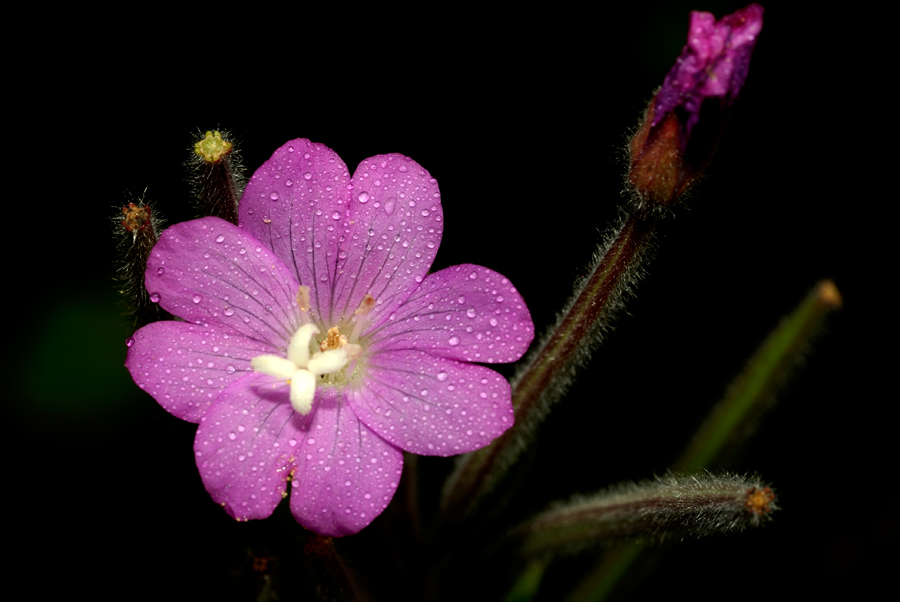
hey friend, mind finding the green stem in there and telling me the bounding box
[673,279,842,473]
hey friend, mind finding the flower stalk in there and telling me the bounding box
[441,213,658,523]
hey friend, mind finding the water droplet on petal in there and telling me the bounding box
[223,308,234,316]
[368,229,375,237]
[285,179,293,187]
[489,317,498,327]
[270,192,279,201]
[157,267,164,275]
[331,211,342,220]
[150,292,161,303]
[228,432,237,440]
[457,295,466,304]
[358,192,370,203]
[466,308,477,318]
[448,336,460,346]
[225,365,236,374]
[125,337,135,347]
[384,198,396,215]
[192,295,202,304]
[215,235,225,243]
[437,371,448,381]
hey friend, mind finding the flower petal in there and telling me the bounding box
[194,373,308,521]
[366,264,534,363]
[145,217,301,350]
[126,321,273,422]
[289,388,402,536]
[237,139,351,323]
[327,154,444,328]
[347,350,514,456]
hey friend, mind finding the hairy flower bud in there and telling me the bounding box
[629,3,764,209]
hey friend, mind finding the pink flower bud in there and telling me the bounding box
[629,3,764,209]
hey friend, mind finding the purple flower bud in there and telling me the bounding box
[629,4,764,209]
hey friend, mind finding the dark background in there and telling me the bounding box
[10,2,888,600]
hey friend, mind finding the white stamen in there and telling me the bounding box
[288,323,319,367]
[251,314,363,416]
[289,369,316,414]
[307,348,349,376]
[251,355,298,380]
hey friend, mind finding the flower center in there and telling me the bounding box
[249,287,372,415]
[251,323,361,415]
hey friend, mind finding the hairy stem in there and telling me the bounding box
[441,213,658,523]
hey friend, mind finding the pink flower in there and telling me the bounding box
[126,139,534,536]
[653,3,764,137]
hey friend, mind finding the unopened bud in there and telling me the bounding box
[629,3,763,210]
[190,129,245,224]
[114,197,169,328]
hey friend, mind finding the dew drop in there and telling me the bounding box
[224,308,235,316]
[150,292,161,303]
[457,295,466,304]
[331,211,342,220]
[466,308,477,318]
[489,317,499,327]
[448,336,460,346]
[125,337,135,347]
[420,389,429,396]
[421,209,430,216]
[157,267,164,275]
[384,198,396,215]
[358,192,370,203]
[270,192,279,201]
[192,295,202,304]
[228,432,237,440]
[225,364,236,374]
[215,235,225,243]
[368,229,375,237]
[285,179,293,187]
[469,271,478,280]
[437,371,448,381]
